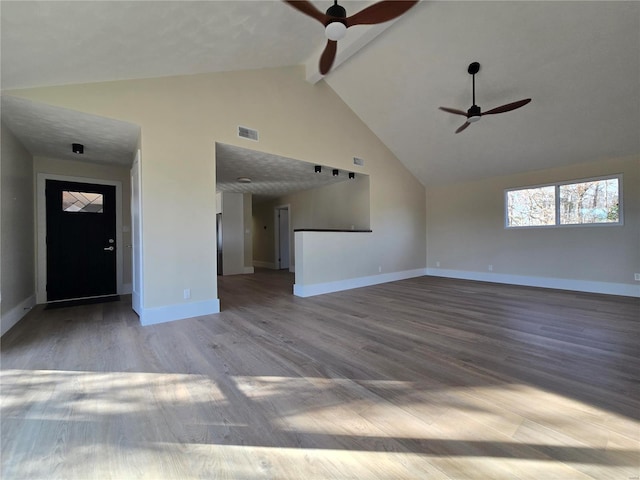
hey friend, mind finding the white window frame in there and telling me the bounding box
[505,174,623,229]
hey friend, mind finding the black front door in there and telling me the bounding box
[46,180,117,301]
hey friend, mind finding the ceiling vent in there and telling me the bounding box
[353,157,365,166]
[238,126,259,141]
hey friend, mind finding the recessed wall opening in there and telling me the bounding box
[215,142,370,304]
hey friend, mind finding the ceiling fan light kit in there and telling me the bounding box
[284,0,419,75]
[440,62,531,133]
[325,21,347,41]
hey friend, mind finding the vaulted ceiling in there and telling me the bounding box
[1,1,638,189]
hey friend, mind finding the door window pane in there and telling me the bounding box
[62,191,103,213]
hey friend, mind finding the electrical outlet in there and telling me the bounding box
[635,273,640,281]
[183,288,191,299]
[436,261,440,268]
[488,265,493,272]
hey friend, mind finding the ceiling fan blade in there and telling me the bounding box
[319,40,338,75]
[283,0,328,24]
[346,0,418,27]
[439,106,468,117]
[483,98,531,116]
[455,122,471,134]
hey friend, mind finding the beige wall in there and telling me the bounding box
[281,174,370,231]
[426,155,639,289]
[8,66,426,315]
[1,122,35,335]
[34,156,133,288]
[253,174,371,268]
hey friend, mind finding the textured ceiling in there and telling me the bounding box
[1,0,638,189]
[216,143,358,202]
[0,1,319,89]
[324,1,640,185]
[1,95,140,166]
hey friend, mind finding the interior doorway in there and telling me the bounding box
[275,205,290,270]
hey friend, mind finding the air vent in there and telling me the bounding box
[238,126,259,141]
[353,157,365,166]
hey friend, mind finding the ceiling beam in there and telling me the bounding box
[305,20,399,84]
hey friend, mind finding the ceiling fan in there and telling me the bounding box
[284,0,419,75]
[440,62,531,134]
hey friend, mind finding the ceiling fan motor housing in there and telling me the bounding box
[467,104,481,120]
[326,2,347,19]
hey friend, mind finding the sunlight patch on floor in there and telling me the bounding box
[234,375,639,448]
[1,369,231,420]
[2,370,638,479]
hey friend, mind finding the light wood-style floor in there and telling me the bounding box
[2,270,639,479]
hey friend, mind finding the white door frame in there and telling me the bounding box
[36,173,124,304]
[131,150,144,315]
[274,204,291,271]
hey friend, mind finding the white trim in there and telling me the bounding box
[293,268,427,298]
[1,295,36,337]
[243,267,255,274]
[139,298,220,326]
[36,173,124,304]
[130,151,144,315]
[425,268,640,298]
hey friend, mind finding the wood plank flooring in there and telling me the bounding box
[2,270,639,479]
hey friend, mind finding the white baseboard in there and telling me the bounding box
[121,283,133,295]
[294,268,427,298]
[243,267,255,274]
[139,298,220,326]
[1,294,36,337]
[425,268,640,298]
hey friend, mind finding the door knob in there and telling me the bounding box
[103,246,115,251]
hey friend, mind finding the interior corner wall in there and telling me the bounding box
[425,154,640,296]
[7,65,425,321]
[1,122,35,336]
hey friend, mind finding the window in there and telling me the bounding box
[62,191,104,213]
[506,175,621,228]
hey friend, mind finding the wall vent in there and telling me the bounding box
[353,157,365,166]
[238,126,259,141]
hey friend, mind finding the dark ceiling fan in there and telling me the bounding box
[284,0,418,75]
[440,62,531,134]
